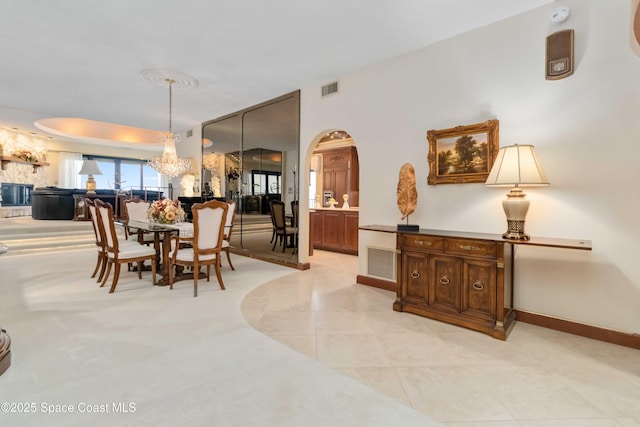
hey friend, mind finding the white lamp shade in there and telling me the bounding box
[78,159,103,176]
[485,144,549,187]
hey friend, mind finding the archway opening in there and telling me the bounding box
[304,129,360,259]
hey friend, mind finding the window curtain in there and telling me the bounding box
[57,152,83,188]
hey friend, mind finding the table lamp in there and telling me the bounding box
[485,144,549,240]
[78,159,103,194]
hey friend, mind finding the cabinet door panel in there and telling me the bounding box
[402,251,429,306]
[429,255,460,313]
[322,212,342,246]
[461,260,496,321]
[343,212,359,251]
[333,169,349,203]
[310,211,323,246]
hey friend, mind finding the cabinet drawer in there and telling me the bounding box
[445,238,496,259]
[401,235,444,251]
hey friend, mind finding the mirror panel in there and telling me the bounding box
[202,91,300,266]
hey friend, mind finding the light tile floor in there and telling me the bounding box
[243,250,640,426]
[1,231,639,426]
[0,245,436,426]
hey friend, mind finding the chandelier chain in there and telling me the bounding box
[167,78,174,135]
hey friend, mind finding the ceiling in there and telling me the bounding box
[0,0,551,151]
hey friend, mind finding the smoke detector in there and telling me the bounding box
[551,7,570,23]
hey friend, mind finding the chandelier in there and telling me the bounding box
[202,152,221,173]
[148,78,191,178]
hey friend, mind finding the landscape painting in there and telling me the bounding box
[427,119,499,184]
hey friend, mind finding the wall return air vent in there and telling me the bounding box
[321,81,339,97]
[367,247,396,281]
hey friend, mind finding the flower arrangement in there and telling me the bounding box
[147,199,185,224]
[12,149,39,163]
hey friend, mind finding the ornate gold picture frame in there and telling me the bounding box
[427,119,499,185]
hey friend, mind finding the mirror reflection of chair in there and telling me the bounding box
[168,200,228,297]
[85,198,107,283]
[269,205,277,244]
[95,199,157,293]
[270,200,298,253]
[291,200,299,228]
[222,201,236,270]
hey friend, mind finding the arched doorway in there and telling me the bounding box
[304,130,360,258]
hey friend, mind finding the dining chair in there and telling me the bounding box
[123,198,154,244]
[290,200,299,228]
[168,200,228,297]
[222,201,236,270]
[269,203,277,244]
[85,198,107,283]
[270,200,298,253]
[95,199,157,293]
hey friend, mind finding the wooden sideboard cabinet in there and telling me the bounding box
[361,225,592,340]
[395,230,514,340]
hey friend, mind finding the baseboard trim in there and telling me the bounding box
[515,310,640,350]
[356,275,397,292]
[356,275,639,350]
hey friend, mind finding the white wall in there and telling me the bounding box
[298,0,640,334]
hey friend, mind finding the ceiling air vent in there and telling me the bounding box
[321,81,339,97]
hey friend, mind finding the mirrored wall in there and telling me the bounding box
[202,91,300,266]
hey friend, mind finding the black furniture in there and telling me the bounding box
[31,188,76,220]
[31,188,163,221]
[178,196,225,222]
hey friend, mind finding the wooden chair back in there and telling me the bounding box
[86,198,104,247]
[191,200,228,256]
[270,200,287,231]
[124,198,151,222]
[291,200,299,228]
[95,199,120,255]
[224,201,236,241]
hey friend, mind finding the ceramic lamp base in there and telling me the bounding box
[502,187,530,240]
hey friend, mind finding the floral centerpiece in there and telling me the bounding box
[147,198,185,224]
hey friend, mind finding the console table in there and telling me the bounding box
[73,193,126,221]
[360,225,591,340]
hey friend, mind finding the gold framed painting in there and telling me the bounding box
[427,119,499,185]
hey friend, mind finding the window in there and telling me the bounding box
[80,156,164,192]
[309,170,317,207]
[250,171,280,195]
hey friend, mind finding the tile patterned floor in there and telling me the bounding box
[0,220,638,426]
[243,250,640,426]
[0,245,435,426]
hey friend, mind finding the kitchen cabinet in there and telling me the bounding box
[310,208,358,255]
[320,147,359,207]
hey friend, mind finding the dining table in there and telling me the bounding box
[123,220,197,286]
